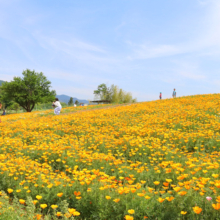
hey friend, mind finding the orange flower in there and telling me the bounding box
[212,203,220,210]
[19,199,25,204]
[193,206,202,214]
[35,214,42,220]
[124,215,133,220]
[33,200,38,205]
[166,196,174,201]
[163,182,169,187]
[56,212,62,217]
[178,191,187,196]
[157,198,165,203]
[113,198,120,203]
[57,193,63,197]
[74,191,81,196]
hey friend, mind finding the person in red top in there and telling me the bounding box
[159,92,162,100]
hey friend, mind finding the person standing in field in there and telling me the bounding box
[53,98,62,115]
[172,88,176,98]
[159,92,162,100]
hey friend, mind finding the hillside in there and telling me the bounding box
[56,94,89,104]
[0,80,5,86]
[1,94,220,219]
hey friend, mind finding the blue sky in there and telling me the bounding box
[0,0,220,101]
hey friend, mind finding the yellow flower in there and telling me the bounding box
[56,212,62,217]
[57,193,63,197]
[158,198,165,203]
[73,211,80,216]
[124,215,134,220]
[51,205,58,209]
[153,181,160,185]
[106,196,111,200]
[19,199,25,204]
[128,209,135,214]
[33,200,38,205]
[36,195,42,200]
[181,211,187,215]
[68,208,76,214]
[7,189,13,194]
[145,196,151,199]
[40,204,48,209]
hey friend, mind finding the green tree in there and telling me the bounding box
[11,102,20,113]
[93,83,137,104]
[68,97,74,105]
[1,69,56,112]
[75,100,79,105]
[0,86,13,109]
[93,83,111,100]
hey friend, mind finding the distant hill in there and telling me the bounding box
[0,80,6,86]
[56,94,89,104]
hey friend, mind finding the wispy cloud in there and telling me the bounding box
[127,42,181,60]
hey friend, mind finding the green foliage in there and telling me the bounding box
[1,69,56,112]
[94,83,137,103]
[68,97,74,106]
[0,191,78,220]
[7,102,20,112]
[0,87,13,110]
[75,100,79,105]
[93,83,110,100]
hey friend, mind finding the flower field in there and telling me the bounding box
[1,94,220,219]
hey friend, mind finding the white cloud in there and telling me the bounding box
[127,43,181,60]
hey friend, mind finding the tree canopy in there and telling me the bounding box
[93,83,137,103]
[68,97,74,105]
[1,69,56,112]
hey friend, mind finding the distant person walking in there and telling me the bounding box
[172,88,176,98]
[52,98,62,115]
[159,92,162,100]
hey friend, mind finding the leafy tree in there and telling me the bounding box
[0,86,13,109]
[11,102,20,113]
[93,83,137,104]
[1,69,56,112]
[93,83,111,100]
[75,100,79,105]
[68,97,74,105]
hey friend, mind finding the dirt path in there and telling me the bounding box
[61,103,133,116]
